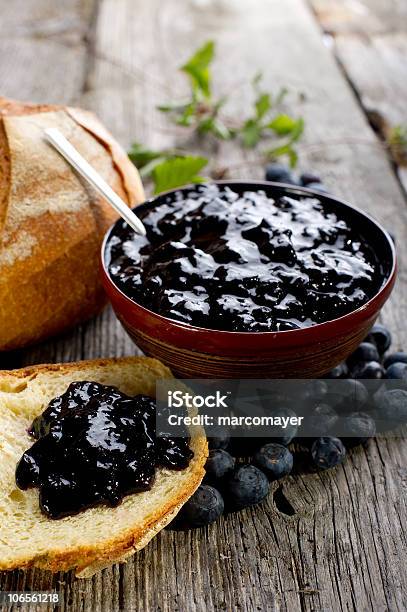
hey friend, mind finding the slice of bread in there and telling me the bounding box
[0,357,207,578]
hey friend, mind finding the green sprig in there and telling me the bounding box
[129,41,305,192]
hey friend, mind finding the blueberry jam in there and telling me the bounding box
[15,382,193,519]
[105,184,382,332]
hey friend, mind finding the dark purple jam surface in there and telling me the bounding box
[106,184,382,332]
[15,382,193,519]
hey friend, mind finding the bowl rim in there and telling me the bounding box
[101,180,397,338]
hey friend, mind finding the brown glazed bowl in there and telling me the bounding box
[101,181,396,378]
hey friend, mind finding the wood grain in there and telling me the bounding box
[309,0,407,36]
[308,0,407,192]
[0,0,95,105]
[0,0,406,610]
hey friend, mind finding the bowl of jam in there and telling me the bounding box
[101,181,396,378]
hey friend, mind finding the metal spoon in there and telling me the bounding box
[44,127,146,236]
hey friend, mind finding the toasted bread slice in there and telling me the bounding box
[0,357,207,578]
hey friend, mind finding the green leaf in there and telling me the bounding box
[266,143,290,158]
[388,124,407,150]
[176,102,198,126]
[266,143,298,168]
[289,118,305,142]
[128,142,163,169]
[198,116,232,140]
[152,156,208,194]
[139,157,168,178]
[197,116,215,134]
[181,40,215,99]
[287,148,298,168]
[212,119,233,140]
[388,124,407,164]
[213,95,228,113]
[255,93,271,119]
[240,119,262,148]
[157,99,191,113]
[267,117,304,145]
[267,114,297,135]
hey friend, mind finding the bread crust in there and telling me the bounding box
[0,98,145,351]
[0,357,208,577]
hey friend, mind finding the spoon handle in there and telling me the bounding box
[44,127,146,236]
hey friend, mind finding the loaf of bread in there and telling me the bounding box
[0,98,145,350]
[0,357,207,577]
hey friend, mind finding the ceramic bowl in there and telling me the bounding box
[101,181,396,378]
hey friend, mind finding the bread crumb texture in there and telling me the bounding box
[0,357,207,576]
[0,231,37,267]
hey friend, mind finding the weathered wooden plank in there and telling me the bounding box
[0,0,95,105]
[333,33,407,127]
[309,0,407,35]
[309,0,407,193]
[74,0,407,610]
[333,32,407,192]
[0,0,406,611]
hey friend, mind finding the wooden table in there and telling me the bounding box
[0,0,406,610]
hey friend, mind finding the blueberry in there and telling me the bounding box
[326,378,368,411]
[306,403,338,438]
[265,163,297,185]
[348,342,380,366]
[225,464,269,509]
[386,362,407,380]
[254,444,293,481]
[300,172,321,186]
[208,428,230,450]
[365,324,392,355]
[384,352,407,369]
[299,380,328,405]
[325,362,349,379]
[179,485,224,527]
[351,360,384,380]
[266,407,298,445]
[305,182,329,193]
[311,437,346,470]
[204,449,235,483]
[340,412,376,446]
[374,389,407,428]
